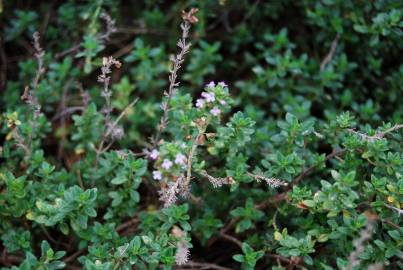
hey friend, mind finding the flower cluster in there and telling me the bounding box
[148,142,190,206]
[149,81,233,207]
[195,81,230,118]
[149,143,188,182]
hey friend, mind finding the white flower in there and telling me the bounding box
[175,153,187,165]
[196,98,205,108]
[161,159,173,170]
[206,81,215,88]
[175,241,190,265]
[218,81,227,87]
[219,99,226,105]
[201,92,215,102]
[210,107,221,116]
[153,170,162,180]
[150,149,159,160]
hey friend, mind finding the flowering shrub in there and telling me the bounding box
[0,1,402,270]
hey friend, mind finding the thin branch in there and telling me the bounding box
[15,32,46,157]
[56,12,116,59]
[107,98,139,136]
[178,261,232,270]
[95,98,138,160]
[320,33,340,71]
[345,219,375,270]
[348,124,403,142]
[63,249,86,264]
[116,216,140,233]
[152,9,198,147]
[219,232,242,248]
[0,36,7,90]
[384,203,403,216]
[184,121,208,194]
[51,106,85,121]
[292,148,346,186]
[218,233,294,267]
[0,251,22,266]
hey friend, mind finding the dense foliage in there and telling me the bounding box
[1,1,402,269]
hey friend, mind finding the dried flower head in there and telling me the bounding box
[99,12,117,40]
[201,171,235,188]
[181,8,199,24]
[159,180,179,207]
[110,125,124,140]
[175,240,190,265]
[248,173,288,188]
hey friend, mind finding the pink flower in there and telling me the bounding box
[219,99,226,105]
[153,170,162,180]
[206,81,215,88]
[162,159,173,170]
[201,92,215,103]
[175,153,187,165]
[196,98,205,108]
[210,107,221,116]
[218,81,227,87]
[150,149,159,160]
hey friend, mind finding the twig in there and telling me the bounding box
[384,203,403,216]
[63,249,86,264]
[345,219,375,270]
[0,251,22,266]
[56,12,116,59]
[0,36,7,90]
[293,148,346,185]
[320,33,340,71]
[15,32,46,157]
[348,124,403,142]
[219,232,242,248]
[98,12,117,41]
[152,9,198,147]
[55,43,81,59]
[218,233,294,267]
[184,120,208,194]
[381,219,400,229]
[109,98,139,132]
[116,216,140,233]
[51,106,85,121]
[94,56,123,165]
[267,254,292,264]
[56,80,73,160]
[178,261,232,270]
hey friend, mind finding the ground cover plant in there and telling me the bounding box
[0,1,402,269]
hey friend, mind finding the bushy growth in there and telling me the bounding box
[0,1,402,269]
